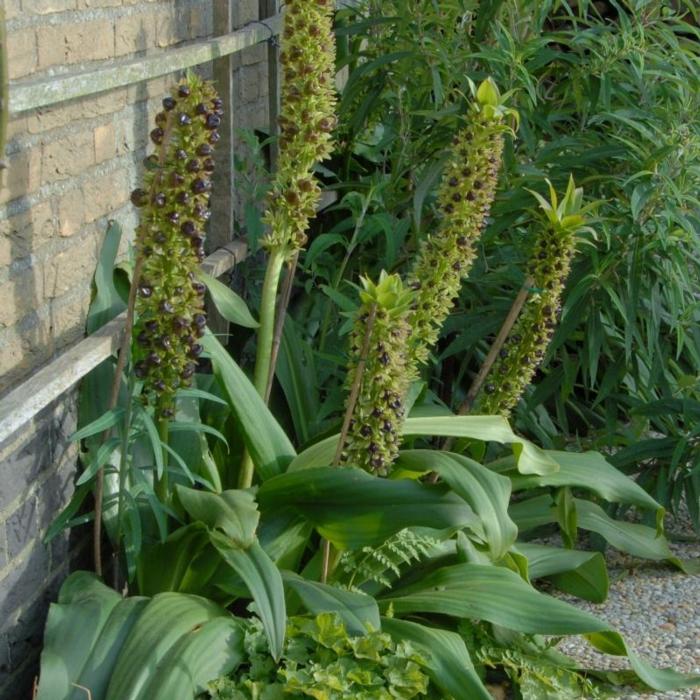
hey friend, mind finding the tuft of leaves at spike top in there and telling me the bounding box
[408,78,517,367]
[478,176,597,417]
[409,78,517,370]
[130,74,221,419]
[262,0,337,257]
[340,273,415,476]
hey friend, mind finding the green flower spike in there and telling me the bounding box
[408,78,517,366]
[478,176,596,416]
[341,272,415,475]
[131,74,221,419]
[263,0,337,256]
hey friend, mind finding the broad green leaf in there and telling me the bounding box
[139,617,245,699]
[70,408,124,443]
[198,271,259,328]
[202,331,296,480]
[398,450,517,560]
[136,523,211,596]
[69,597,150,700]
[382,563,608,635]
[509,494,555,532]
[176,486,259,548]
[37,572,121,700]
[105,592,226,700]
[282,571,380,635]
[289,415,558,475]
[382,618,492,700]
[515,543,609,603]
[257,467,478,549]
[210,535,286,661]
[510,450,662,515]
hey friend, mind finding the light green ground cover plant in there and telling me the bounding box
[35,3,700,700]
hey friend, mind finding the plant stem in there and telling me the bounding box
[154,418,170,501]
[239,248,287,490]
[440,276,533,454]
[321,304,377,583]
[264,251,299,403]
[253,248,286,396]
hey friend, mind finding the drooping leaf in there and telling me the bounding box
[176,485,259,548]
[210,535,287,661]
[398,450,517,560]
[382,618,492,700]
[202,331,296,480]
[199,271,259,328]
[282,571,380,635]
[257,467,478,549]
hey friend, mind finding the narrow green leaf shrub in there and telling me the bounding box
[207,612,434,699]
[341,273,414,474]
[131,74,221,418]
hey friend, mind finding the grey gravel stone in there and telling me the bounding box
[552,509,700,699]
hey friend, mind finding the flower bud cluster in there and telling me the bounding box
[131,74,221,418]
[408,79,511,366]
[340,273,415,475]
[478,177,592,416]
[263,0,337,255]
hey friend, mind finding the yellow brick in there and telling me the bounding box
[22,0,77,14]
[6,28,37,80]
[49,291,91,342]
[155,8,190,48]
[115,13,157,56]
[0,148,42,205]
[0,201,56,259]
[41,131,95,185]
[26,90,128,135]
[43,236,99,299]
[93,122,116,163]
[3,0,21,20]
[82,169,130,221]
[0,270,45,328]
[37,21,114,69]
[57,188,85,237]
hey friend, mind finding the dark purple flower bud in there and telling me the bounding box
[145,320,159,333]
[178,113,192,126]
[212,97,223,110]
[137,330,150,346]
[178,84,191,98]
[181,221,197,237]
[208,130,220,144]
[130,188,148,207]
[159,300,174,314]
[195,102,208,115]
[186,159,201,173]
[153,231,167,244]
[191,178,210,194]
[155,112,167,126]
[162,96,176,111]
[205,113,221,130]
[191,235,204,248]
[175,149,188,161]
[170,172,185,187]
[192,281,206,295]
[139,285,153,298]
[193,313,207,327]
[203,158,215,172]
[194,205,211,221]
[134,361,149,378]
[177,191,190,205]
[159,336,172,349]
[150,127,164,145]
[147,352,162,366]
[197,143,213,157]
[153,379,166,392]
[152,192,166,208]
[182,362,196,378]
[189,344,203,358]
[167,211,180,224]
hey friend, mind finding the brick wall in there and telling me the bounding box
[0,1,271,696]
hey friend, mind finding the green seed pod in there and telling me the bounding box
[132,74,220,418]
[262,0,337,256]
[478,176,594,416]
[341,272,415,475]
[408,79,516,367]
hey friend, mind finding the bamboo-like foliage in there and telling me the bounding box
[341,273,414,475]
[478,177,594,416]
[131,75,220,418]
[264,0,337,256]
[408,79,516,366]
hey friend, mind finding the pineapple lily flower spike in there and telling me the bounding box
[408,78,517,367]
[478,176,596,417]
[341,272,415,475]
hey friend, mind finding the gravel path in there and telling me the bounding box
[553,514,700,699]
